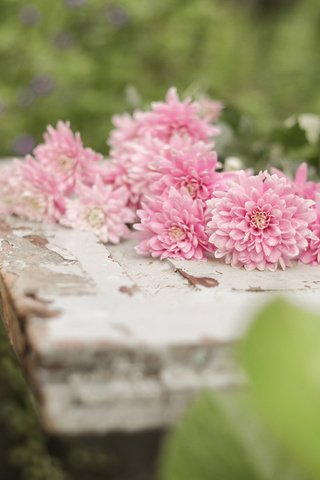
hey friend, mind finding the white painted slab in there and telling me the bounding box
[1,216,320,434]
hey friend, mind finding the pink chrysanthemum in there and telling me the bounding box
[134,188,212,260]
[142,87,219,143]
[34,121,103,192]
[0,164,17,216]
[61,177,135,244]
[300,196,320,265]
[148,138,233,202]
[109,111,148,151]
[110,136,161,207]
[198,96,224,122]
[10,157,65,222]
[272,163,320,201]
[108,87,219,152]
[206,172,316,271]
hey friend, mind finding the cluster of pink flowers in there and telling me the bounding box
[0,121,134,243]
[1,87,320,270]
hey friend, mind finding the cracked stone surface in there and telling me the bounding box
[1,216,320,434]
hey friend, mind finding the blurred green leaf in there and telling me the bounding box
[243,299,320,479]
[270,120,308,149]
[160,390,266,480]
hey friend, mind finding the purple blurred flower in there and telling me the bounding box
[13,135,36,156]
[17,89,36,108]
[31,75,55,95]
[65,0,87,7]
[54,32,74,50]
[19,5,41,26]
[106,5,130,27]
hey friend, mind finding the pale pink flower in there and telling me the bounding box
[108,87,219,152]
[109,111,148,151]
[0,164,18,216]
[148,139,233,202]
[143,87,219,143]
[110,136,166,208]
[272,163,320,201]
[300,195,320,265]
[11,157,65,222]
[206,172,316,271]
[61,176,135,244]
[34,121,103,192]
[198,96,224,122]
[134,188,212,260]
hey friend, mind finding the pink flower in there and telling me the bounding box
[10,157,65,222]
[300,196,320,265]
[148,138,233,202]
[109,111,148,151]
[198,96,224,122]
[61,176,135,244]
[34,121,103,192]
[110,136,160,207]
[206,172,316,271]
[108,87,219,152]
[134,188,212,260]
[272,163,320,201]
[143,87,219,143]
[0,164,17,216]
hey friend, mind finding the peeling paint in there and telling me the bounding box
[16,290,61,319]
[176,268,219,288]
[23,234,48,248]
[119,285,139,296]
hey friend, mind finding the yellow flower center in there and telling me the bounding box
[185,181,199,199]
[168,226,185,241]
[86,207,105,228]
[250,209,271,230]
[58,156,75,172]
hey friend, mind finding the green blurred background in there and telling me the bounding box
[0,0,319,157]
[0,0,320,479]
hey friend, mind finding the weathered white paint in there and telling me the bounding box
[1,216,320,434]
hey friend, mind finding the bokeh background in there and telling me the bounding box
[1,0,320,158]
[0,0,320,479]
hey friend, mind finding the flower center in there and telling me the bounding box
[168,226,185,241]
[250,209,271,230]
[58,155,75,172]
[183,179,199,199]
[86,207,105,228]
[24,193,45,212]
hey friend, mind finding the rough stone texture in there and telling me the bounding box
[1,216,320,434]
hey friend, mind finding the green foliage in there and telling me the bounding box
[160,391,262,480]
[243,299,320,479]
[0,321,67,480]
[0,0,320,156]
[160,299,320,480]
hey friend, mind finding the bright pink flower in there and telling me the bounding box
[34,121,103,192]
[10,157,65,222]
[134,188,212,260]
[148,139,233,201]
[61,176,135,244]
[272,163,320,201]
[206,172,316,271]
[300,196,320,265]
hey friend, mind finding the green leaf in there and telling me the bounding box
[270,120,308,149]
[160,390,267,480]
[242,299,320,479]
